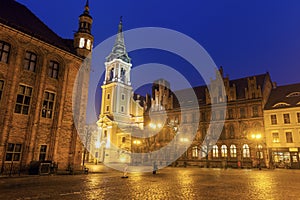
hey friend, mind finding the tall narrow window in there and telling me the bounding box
[228,108,234,119]
[272,132,279,143]
[270,114,277,125]
[242,144,250,158]
[221,145,227,157]
[0,80,4,102]
[107,93,110,99]
[0,41,10,63]
[79,38,85,48]
[286,132,293,143]
[14,85,32,115]
[39,145,47,161]
[201,145,208,158]
[283,114,290,124]
[24,51,37,72]
[192,146,198,158]
[212,145,218,158]
[122,137,126,143]
[42,91,55,118]
[5,143,22,161]
[48,61,59,79]
[240,107,246,118]
[86,39,91,50]
[252,106,258,117]
[297,113,300,123]
[230,145,237,158]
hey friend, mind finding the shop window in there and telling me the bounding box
[5,143,22,162]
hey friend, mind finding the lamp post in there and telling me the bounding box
[251,133,262,170]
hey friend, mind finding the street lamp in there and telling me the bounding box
[251,133,262,170]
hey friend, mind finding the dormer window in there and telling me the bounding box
[273,102,290,108]
[286,92,300,97]
[79,38,85,48]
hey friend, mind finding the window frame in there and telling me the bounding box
[270,114,277,125]
[285,132,293,143]
[0,80,4,102]
[39,145,47,161]
[0,41,11,63]
[48,60,59,79]
[14,85,33,115]
[5,143,22,162]
[24,51,37,72]
[41,91,56,119]
[283,113,291,124]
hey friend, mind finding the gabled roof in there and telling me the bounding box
[229,73,267,99]
[0,0,76,55]
[265,83,300,110]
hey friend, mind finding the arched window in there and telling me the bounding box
[192,146,198,158]
[201,145,207,158]
[212,145,218,158]
[221,145,227,157]
[243,144,250,158]
[257,145,263,159]
[230,145,237,158]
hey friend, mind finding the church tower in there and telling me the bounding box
[97,18,144,164]
[74,0,94,57]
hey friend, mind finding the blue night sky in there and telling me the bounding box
[17,0,300,87]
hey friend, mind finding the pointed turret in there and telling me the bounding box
[74,0,94,58]
[106,17,131,63]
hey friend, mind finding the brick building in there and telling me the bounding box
[0,0,93,174]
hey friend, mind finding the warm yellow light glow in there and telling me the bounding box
[157,123,162,128]
[133,140,141,145]
[251,133,262,140]
[180,138,189,142]
[149,123,156,129]
[95,141,101,148]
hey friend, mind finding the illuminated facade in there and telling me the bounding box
[97,19,144,164]
[264,83,300,169]
[143,69,273,168]
[0,0,92,174]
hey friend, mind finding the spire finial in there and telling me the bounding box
[85,0,90,12]
[118,16,123,33]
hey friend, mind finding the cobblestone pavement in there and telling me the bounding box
[1,167,300,200]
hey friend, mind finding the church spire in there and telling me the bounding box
[106,17,131,63]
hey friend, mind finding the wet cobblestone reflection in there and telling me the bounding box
[1,168,300,200]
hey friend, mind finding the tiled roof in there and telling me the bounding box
[264,83,300,110]
[0,0,76,55]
